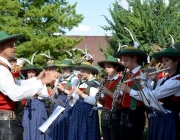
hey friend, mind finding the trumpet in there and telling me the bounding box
[88,73,108,118]
[63,80,80,107]
[51,79,59,99]
[122,67,170,84]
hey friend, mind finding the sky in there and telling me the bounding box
[66,0,129,36]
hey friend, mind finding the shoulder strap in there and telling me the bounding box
[0,61,11,71]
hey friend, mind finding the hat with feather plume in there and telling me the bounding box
[20,51,42,76]
[152,34,180,61]
[41,50,58,68]
[114,27,147,63]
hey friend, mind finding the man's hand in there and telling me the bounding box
[118,83,131,93]
[41,71,61,85]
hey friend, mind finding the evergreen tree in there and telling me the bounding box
[102,0,180,55]
[0,0,83,66]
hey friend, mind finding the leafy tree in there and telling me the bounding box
[0,0,83,66]
[102,0,180,55]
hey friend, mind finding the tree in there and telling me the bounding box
[0,0,84,66]
[102,0,180,55]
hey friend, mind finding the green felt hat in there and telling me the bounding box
[152,48,180,61]
[57,59,73,68]
[20,64,42,77]
[0,31,22,43]
[97,55,125,72]
[73,61,99,75]
[174,42,180,54]
[75,58,87,65]
[42,59,58,69]
[114,46,147,63]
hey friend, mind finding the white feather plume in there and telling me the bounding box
[169,34,175,48]
[83,53,93,60]
[84,44,87,55]
[19,51,38,65]
[18,58,31,65]
[117,42,121,51]
[124,27,139,49]
[40,50,51,59]
[72,48,86,54]
[62,49,72,59]
[30,51,38,65]
[124,27,134,41]
[40,54,50,59]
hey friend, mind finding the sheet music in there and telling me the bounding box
[39,106,65,133]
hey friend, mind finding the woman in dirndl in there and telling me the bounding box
[68,61,100,140]
[47,58,79,140]
[22,64,49,140]
[138,44,180,140]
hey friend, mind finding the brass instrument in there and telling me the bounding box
[88,73,108,118]
[149,43,164,70]
[108,67,127,119]
[11,64,25,79]
[63,80,80,107]
[122,67,170,84]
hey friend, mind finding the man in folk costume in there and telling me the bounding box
[21,52,50,140]
[0,31,60,140]
[97,55,125,140]
[114,27,147,140]
[47,58,79,140]
[68,62,100,140]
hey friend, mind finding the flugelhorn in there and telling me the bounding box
[122,67,170,84]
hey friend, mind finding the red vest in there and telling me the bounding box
[103,76,122,110]
[121,70,143,109]
[0,62,18,111]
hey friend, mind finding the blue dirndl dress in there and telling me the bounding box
[148,111,179,140]
[68,98,100,140]
[46,94,73,140]
[22,98,48,140]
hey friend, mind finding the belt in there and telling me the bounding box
[0,110,16,120]
[101,110,120,120]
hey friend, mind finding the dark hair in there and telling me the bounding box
[129,55,146,65]
[167,56,180,70]
[0,42,4,47]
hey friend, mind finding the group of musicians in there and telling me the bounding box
[0,30,180,140]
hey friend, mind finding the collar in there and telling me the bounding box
[0,56,11,68]
[107,74,119,81]
[131,65,141,74]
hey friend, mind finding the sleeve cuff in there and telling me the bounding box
[130,89,138,97]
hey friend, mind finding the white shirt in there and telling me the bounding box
[73,80,99,105]
[130,72,180,101]
[120,65,142,98]
[0,56,44,101]
[60,75,79,106]
[144,74,180,99]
